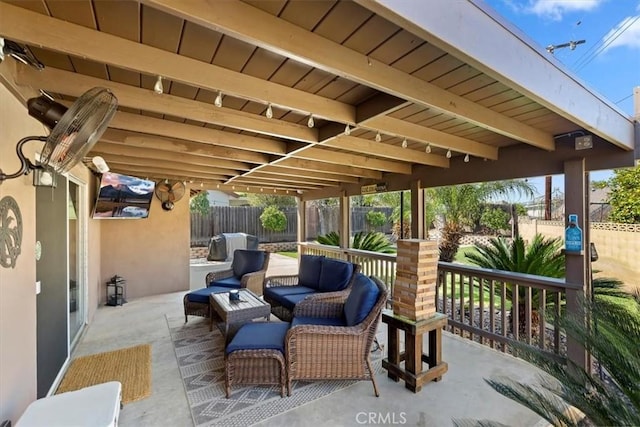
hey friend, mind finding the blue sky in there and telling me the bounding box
[483,0,640,198]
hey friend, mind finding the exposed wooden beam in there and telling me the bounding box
[323,135,449,167]
[362,116,499,160]
[145,0,554,150]
[108,164,228,181]
[93,142,251,171]
[276,158,382,179]
[101,129,270,164]
[95,153,239,177]
[293,147,412,174]
[16,65,316,143]
[231,178,322,190]
[240,171,339,186]
[0,2,354,123]
[193,182,294,195]
[259,165,360,183]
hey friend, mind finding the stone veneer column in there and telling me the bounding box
[393,239,438,321]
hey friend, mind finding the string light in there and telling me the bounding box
[214,91,223,107]
[446,149,452,158]
[265,103,273,119]
[425,143,432,154]
[307,114,314,128]
[375,131,381,142]
[344,124,351,136]
[464,153,470,163]
[153,76,163,94]
[402,138,408,148]
[260,188,264,192]
[273,188,277,193]
[200,182,204,188]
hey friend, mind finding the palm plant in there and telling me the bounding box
[316,231,396,253]
[427,180,534,262]
[484,295,640,426]
[465,234,565,335]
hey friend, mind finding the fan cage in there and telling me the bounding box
[40,87,117,174]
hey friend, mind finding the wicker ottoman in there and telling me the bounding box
[224,322,290,398]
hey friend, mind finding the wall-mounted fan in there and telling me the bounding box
[0,87,118,184]
[155,179,186,211]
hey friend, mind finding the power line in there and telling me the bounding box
[573,15,640,72]
[614,93,633,104]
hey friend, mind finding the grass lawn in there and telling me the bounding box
[277,251,298,259]
[454,246,479,264]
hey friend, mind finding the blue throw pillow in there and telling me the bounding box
[318,258,354,292]
[298,255,324,289]
[232,250,265,277]
[343,274,380,326]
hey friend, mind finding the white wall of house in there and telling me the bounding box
[207,190,232,206]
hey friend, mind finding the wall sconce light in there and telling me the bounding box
[91,156,109,173]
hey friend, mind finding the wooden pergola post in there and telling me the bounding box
[411,180,425,239]
[339,191,350,250]
[296,196,306,254]
[564,158,589,372]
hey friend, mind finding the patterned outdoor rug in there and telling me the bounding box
[167,316,383,427]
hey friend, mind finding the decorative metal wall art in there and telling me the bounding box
[0,195,22,268]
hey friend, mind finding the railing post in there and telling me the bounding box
[564,158,588,372]
[339,191,350,250]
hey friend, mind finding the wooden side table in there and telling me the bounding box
[381,310,448,393]
[209,289,270,341]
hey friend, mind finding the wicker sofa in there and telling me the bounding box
[183,250,270,324]
[263,254,359,321]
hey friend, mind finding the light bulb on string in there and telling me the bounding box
[214,91,223,107]
[265,103,273,119]
[307,114,314,128]
[464,153,470,163]
[375,131,381,142]
[402,138,408,148]
[446,149,452,158]
[344,124,351,136]
[153,76,164,94]
[425,143,432,154]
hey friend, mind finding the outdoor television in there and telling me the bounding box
[92,172,155,219]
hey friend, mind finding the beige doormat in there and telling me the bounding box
[56,344,151,404]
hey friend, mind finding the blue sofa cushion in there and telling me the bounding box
[291,316,347,327]
[232,250,265,277]
[209,277,241,288]
[186,286,231,304]
[264,285,315,299]
[318,258,354,292]
[344,274,380,326]
[280,293,312,310]
[298,255,324,289]
[226,322,290,354]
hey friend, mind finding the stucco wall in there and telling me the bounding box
[0,83,39,423]
[99,194,190,301]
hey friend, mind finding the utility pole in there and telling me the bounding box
[546,39,585,54]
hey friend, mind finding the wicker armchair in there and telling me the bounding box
[285,275,388,397]
[183,250,270,323]
[263,255,359,321]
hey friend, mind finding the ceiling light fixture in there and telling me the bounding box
[153,75,163,94]
[265,103,273,119]
[214,91,223,107]
[425,143,432,154]
[375,131,381,142]
[344,124,351,136]
[402,138,408,148]
[464,153,470,163]
[446,149,452,159]
[307,114,314,128]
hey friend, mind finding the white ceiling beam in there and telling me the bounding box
[357,0,634,150]
[0,2,354,124]
[145,0,554,150]
[362,116,499,160]
[15,65,316,143]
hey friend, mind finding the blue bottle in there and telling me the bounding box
[565,214,582,253]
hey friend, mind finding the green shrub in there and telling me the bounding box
[260,205,287,232]
[316,231,396,253]
[480,207,510,234]
[366,210,387,227]
[189,191,210,216]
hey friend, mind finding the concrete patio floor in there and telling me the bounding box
[72,254,547,427]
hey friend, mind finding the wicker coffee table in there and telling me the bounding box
[209,289,271,340]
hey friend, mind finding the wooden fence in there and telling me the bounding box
[191,206,393,246]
